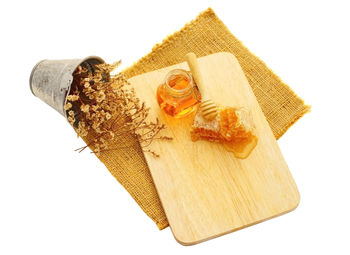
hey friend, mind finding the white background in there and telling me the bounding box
[1,0,349,254]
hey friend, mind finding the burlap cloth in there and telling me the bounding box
[87,8,310,230]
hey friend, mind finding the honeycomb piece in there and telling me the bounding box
[220,107,257,158]
[191,107,258,159]
[191,110,221,142]
[219,108,251,141]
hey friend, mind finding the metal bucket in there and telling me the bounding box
[29,56,104,117]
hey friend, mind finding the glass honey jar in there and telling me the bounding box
[156,69,200,118]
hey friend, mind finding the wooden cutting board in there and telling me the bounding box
[129,52,299,245]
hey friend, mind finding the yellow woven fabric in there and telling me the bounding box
[89,7,310,230]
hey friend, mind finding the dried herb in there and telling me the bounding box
[64,61,172,156]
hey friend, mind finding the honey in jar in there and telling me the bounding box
[156,69,200,118]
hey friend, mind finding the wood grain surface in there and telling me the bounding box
[129,52,300,245]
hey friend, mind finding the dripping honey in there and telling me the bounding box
[156,69,200,118]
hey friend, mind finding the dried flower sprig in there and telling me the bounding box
[65,60,172,156]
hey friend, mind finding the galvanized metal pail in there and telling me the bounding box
[29,56,104,117]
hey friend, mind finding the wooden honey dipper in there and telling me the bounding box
[185,53,219,120]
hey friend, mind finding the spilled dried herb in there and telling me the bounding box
[64,61,171,156]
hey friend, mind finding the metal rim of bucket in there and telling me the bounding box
[62,56,104,118]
